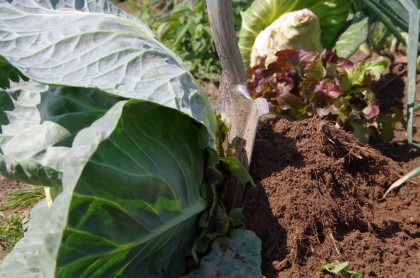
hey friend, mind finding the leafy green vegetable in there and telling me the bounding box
[0,57,25,131]
[116,0,250,82]
[239,0,351,67]
[0,0,217,139]
[0,79,70,186]
[0,0,221,276]
[42,100,208,277]
[0,78,211,277]
[250,8,323,67]
[184,229,262,277]
[247,49,389,143]
[335,14,369,58]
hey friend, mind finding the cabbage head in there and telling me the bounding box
[250,9,323,67]
[239,0,351,68]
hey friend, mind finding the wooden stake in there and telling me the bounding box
[206,0,267,210]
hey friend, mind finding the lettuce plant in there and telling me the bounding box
[247,49,389,143]
[0,0,228,276]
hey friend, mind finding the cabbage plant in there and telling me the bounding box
[0,0,224,276]
[250,8,323,67]
[239,0,351,67]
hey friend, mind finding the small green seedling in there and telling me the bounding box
[321,260,363,278]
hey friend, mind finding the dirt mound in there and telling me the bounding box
[243,117,419,277]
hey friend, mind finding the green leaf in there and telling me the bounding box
[347,58,389,86]
[0,56,24,90]
[0,80,121,187]
[306,60,325,80]
[406,9,420,148]
[239,0,351,67]
[0,1,219,275]
[184,229,262,277]
[351,120,369,144]
[38,86,123,145]
[0,80,69,186]
[219,156,256,187]
[335,15,369,58]
[38,100,208,277]
[332,262,349,273]
[0,0,217,144]
[0,57,25,131]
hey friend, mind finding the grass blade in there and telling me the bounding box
[382,166,420,198]
[0,187,44,211]
[406,9,420,148]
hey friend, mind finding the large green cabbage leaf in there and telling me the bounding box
[1,99,208,277]
[44,100,207,277]
[0,0,216,276]
[0,0,217,141]
[184,229,262,278]
[0,74,122,186]
[238,0,351,67]
[0,57,25,130]
[0,79,69,186]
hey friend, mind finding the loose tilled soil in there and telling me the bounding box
[243,117,419,277]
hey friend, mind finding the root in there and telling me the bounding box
[329,232,341,255]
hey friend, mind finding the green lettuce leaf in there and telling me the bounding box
[239,0,351,67]
[347,58,389,86]
[0,0,217,142]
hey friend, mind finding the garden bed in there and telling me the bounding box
[243,50,419,277]
[244,117,418,277]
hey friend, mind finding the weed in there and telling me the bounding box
[0,214,24,251]
[114,0,251,82]
[321,260,363,278]
[0,187,44,212]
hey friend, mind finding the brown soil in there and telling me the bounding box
[243,117,419,277]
